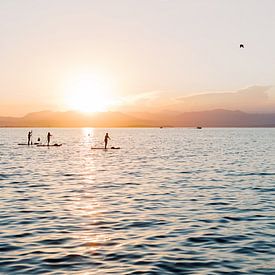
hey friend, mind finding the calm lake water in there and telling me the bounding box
[0,128,275,274]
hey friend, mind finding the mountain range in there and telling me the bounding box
[1,109,275,127]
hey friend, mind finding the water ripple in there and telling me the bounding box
[0,128,275,274]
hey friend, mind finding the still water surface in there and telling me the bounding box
[0,128,275,274]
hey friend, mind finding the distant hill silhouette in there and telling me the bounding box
[0,111,152,127]
[173,109,275,127]
[1,109,275,127]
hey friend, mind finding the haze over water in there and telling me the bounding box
[1,128,275,274]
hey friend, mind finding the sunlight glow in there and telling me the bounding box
[64,72,115,113]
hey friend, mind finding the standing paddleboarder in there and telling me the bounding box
[27,131,32,145]
[47,132,52,146]
[104,133,110,149]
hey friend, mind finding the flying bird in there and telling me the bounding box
[240,44,244,48]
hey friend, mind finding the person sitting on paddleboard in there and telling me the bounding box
[104,133,110,149]
[36,137,41,145]
[47,132,52,146]
[28,131,32,145]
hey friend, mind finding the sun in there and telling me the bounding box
[64,72,114,113]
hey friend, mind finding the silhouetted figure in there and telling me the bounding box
[35,137,41,145]
[240,44,244,48]
[104,133,110,149]
[27,131,32,145]
[47,132,52,146]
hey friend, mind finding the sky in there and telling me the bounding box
[1,0,275,116]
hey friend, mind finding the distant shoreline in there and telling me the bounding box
[1,109,275,128]
[1,126,275,128]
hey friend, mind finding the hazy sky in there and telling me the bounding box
[1,0,275,116]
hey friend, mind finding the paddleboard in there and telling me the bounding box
[36,144,62,147]
[18,143,41,146]
[91,147,120,150]
[18,143,32,145]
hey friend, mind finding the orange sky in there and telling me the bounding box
[1,0,275,116]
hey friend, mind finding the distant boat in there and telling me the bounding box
[196,126,202,129]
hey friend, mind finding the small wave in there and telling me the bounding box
[227,172,275,176]
[0,244,22,252]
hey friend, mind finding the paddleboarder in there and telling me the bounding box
[27,131,32,145]
[47,132,52,146]
[104,133,110,149]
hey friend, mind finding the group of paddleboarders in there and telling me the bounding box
[26,131,113,148]
[27,131,52,146]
